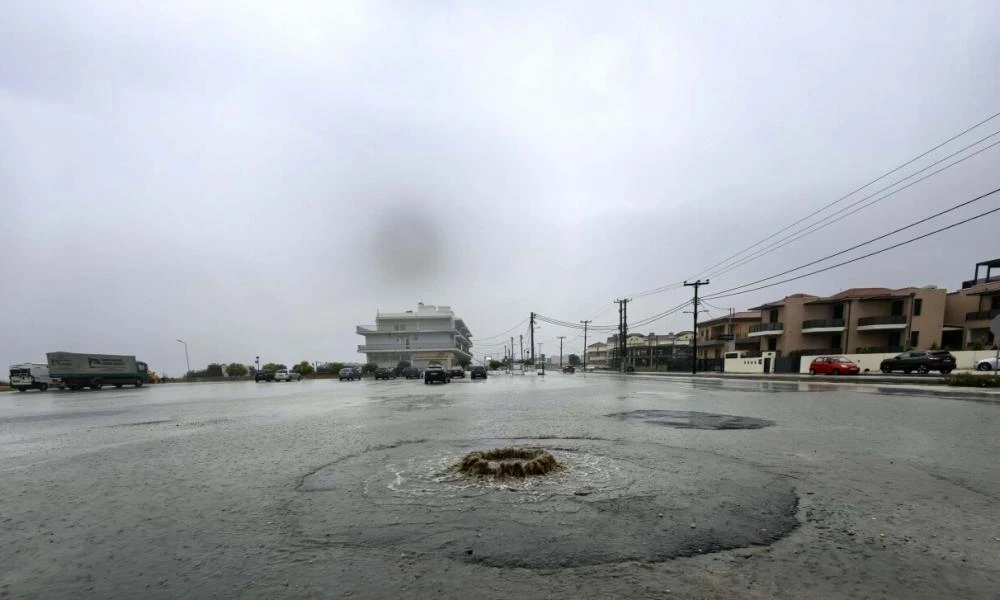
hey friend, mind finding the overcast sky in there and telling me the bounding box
[3,1,999,375]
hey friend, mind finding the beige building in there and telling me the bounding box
[748,286,951,355]
[946,258,1000,348]
[696,312,762,359]
[587,331,694,369]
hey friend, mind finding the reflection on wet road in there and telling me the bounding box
[1,375,998,599]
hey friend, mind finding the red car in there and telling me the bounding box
[808,356,860,375]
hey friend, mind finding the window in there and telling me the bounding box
[767,338,777,351]
[909,331,919,348]
[831,334,842,349]
[769,309,779,323]
[913,299,922,316]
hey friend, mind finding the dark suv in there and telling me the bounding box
[879,350,956,374]
[424,363,450,384]
[374,367,395,380]
[470,365,487,379]
[449,366,465,379]
[402,367,421,379]
[339,367,362,381]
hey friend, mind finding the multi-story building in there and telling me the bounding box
[588,331,694,368]
[696,312,761,359]
[947,257,1000,347]
[356,304,473,369]
[744,282,960,356]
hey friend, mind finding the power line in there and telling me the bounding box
[703,186,1000,300]
[476,319,529,341]
[700,132,1000,281]
[620,110,1000,301]
[704,190,1000,301]
[691,110,1000,281]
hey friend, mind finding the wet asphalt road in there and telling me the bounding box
[1,374,998,599]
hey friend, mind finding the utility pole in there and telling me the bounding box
[519,334,524,362]
[683,280,709,375]
[614,299,631,373]
[529,312,535,365]
[558,336,565,368]
[580,320,591,371]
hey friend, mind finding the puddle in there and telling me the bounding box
[606,409,774,430]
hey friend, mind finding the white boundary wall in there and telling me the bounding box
[796,350,995,374]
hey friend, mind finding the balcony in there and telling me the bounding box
[801,318,846,333]
[356,325,377,335]
[357,344,472,357]
[856,315,907,331]
[748,322,784,337]
[966,309,1000,321]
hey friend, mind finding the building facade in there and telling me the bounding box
[696,312,761,359]
[587,331,694,369]
[356,304,473,369]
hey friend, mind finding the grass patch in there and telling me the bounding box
[945,372,1000,388]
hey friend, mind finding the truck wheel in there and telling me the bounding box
[135,379,144,387]
[38,383,48,392]
[16,387,27,392]
[90,379,103,390]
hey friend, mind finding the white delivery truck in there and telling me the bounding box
[47,352,149,391]
[9,363,56,392]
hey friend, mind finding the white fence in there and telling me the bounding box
[796,350,994,374]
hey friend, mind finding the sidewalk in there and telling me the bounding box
[588,369,1000,401]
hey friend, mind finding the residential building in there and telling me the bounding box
[590,331,694,369]
[947,257,1000,347]
[356,304,473,369]
[747,285,953,356]
[696,312,761,359]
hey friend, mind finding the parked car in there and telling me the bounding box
[808,356,860,375]
[255,370,275,382]
[424,363,450,384]
[879,350,956,374]
[470,365,488,379]
[562,365,576,374]
[449,366,465,379]
[274,369,302,382]
[402,367,422,379]
[374,367,396,380]
[339,367,361,381]
[975,356,999,371]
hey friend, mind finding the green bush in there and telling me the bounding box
[945,372,1000,388]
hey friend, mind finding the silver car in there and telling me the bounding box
[274,369,303,382]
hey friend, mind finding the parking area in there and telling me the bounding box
[2,375,998,599]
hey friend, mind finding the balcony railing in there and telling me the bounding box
[796,347,845,356]
[962,275,1000,289]
[855,346,905,353]
[749,322,784,334]
[802,318,845,330]
[857,315,907,327]
[966,308,1000,321]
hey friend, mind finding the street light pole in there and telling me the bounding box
[176,339,190,376]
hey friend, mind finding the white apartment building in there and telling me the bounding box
[356,303,473,369]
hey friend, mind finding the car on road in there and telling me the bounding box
[254,370,275,382]
[449,366,465,379]
[402,367,422,379]
[273,369,303,382]
[562,365,576,374]
[339,367,362,381]
[374,367,396,380]
[470,365,487,379]
[975,356,999,371]
[424,363,450,384]
[879,350,956,374]
[808,356,860,375]
[9,363,55,392]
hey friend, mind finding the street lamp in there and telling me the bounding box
[176,339,190,376]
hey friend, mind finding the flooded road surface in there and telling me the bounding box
[1,375,998,598]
